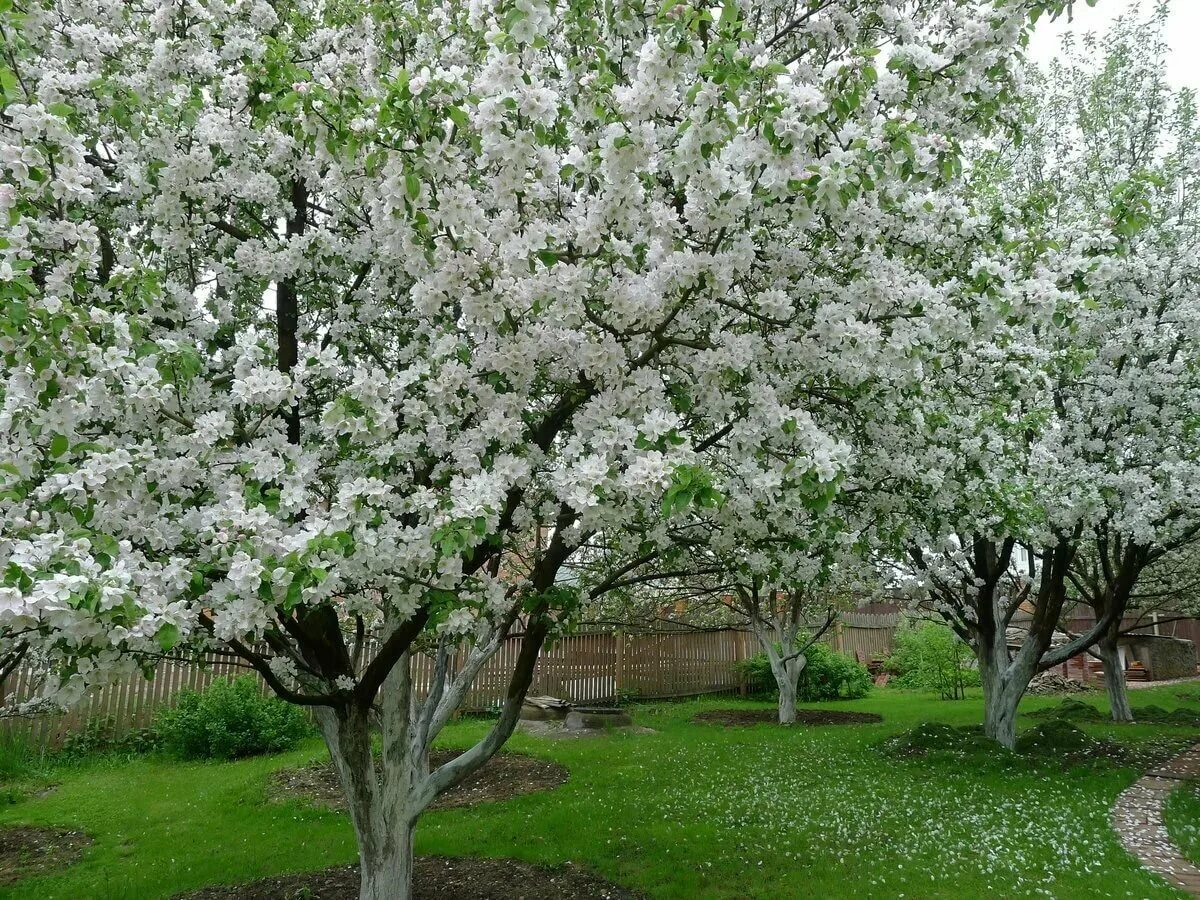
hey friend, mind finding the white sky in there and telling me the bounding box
[1027,0,1200,92]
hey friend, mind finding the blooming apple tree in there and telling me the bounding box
[1017,6,1200,722]
[894,4,1200,746]
[2,0,1054,894]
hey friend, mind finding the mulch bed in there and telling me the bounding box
[269,750,568,812]
[178,856,641,899]
[0,825,92,886]
[692,708,882,727]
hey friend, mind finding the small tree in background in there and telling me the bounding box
[1022,6,1200,723]
[886,620,977,700]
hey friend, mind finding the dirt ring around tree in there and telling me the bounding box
[268,750,569,812]
[691,708,883,727]
[0,824,92,886]
[177,856,642,899]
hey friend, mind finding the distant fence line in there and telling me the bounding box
[0,614,901,749]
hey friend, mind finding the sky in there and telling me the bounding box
[1027,0,1200,92]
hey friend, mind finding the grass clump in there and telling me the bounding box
[879,722,997,758]
[1031,697,1200,727]
[1028,698,1107,723]
[1014,720,1104,756]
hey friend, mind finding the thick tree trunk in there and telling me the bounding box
[775,656,805,725]
[316,704,423,900]
[751,617,806,725]
[1098,636,1133,723]
[357,825,415,900]
[980,672,1018,750]
[307,612,548,900]
[978,645,1035,751]
[313,648,429,900]
[777,678,796,724]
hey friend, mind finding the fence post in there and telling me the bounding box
[614,630,625,700]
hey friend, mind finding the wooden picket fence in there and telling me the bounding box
[824,612,900,662]
[0,615,900,750]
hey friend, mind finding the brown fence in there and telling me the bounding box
[0,616,899,750]
[821,612,899,662]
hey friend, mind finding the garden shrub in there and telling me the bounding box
[737,639,872,702]
[885,620,979,699]
[157,676,312,760]
[60,717,163,758]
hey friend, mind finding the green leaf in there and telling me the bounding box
[156,623,181,652]
[0,67,17,100]
[405,172,421,201]
[49,433,69,458]
[286,579,304,609]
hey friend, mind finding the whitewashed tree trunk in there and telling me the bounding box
[1098,636,1133,723]
[979,660,1018,750]
[772,654,807,725]
[978,637,1037,751]
[751,616,806,725]
[315,666,424,900]
[776,674,797,724]
[307,611,545,900]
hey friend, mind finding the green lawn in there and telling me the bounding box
[3,686,1200,899]
[1166,777,1200,869]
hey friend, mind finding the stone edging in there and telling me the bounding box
[1112,742,1200,895]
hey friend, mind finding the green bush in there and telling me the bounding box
[60,717,163,758]
[885,621,979,699]
[157,676,312,760]
[737,639,872,702]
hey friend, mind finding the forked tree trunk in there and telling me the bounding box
[978,642,1037,751]
[774,655,806,725]
[1097,635,1133,723]
[751,620,806,725]
[308,610,549,900]
[315,701,423,900]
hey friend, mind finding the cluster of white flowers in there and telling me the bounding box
[3,0,1145,767]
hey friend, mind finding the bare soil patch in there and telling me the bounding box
[692,708,882,727]
[178,856,641,899]
[269,750,568,812]
[0,824,91,885]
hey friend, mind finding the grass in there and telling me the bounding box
[1166,775,1200,871]
[1,685,1199,899]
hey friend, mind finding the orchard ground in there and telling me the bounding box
[4,686,1200,899]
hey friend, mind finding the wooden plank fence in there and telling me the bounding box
[0,615,900,750]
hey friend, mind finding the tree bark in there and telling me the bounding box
[307,607,551,900]
[774,655,805,725]
[1098,634,1133,723]
[750,615,806,725]
[357,826,414,900]
[977,639,1037,751]
[315,703,421,900]
[979,659,1018,750]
